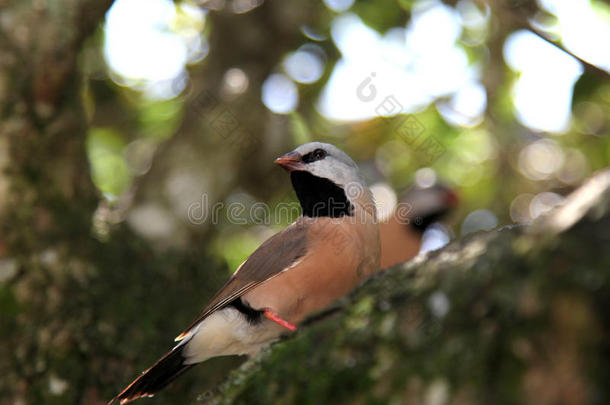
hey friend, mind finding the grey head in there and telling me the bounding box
[274,142,366,189]
[275,142,373,218]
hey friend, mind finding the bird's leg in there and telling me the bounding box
[263,309,297,331]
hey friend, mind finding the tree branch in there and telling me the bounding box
[528,24,609,78]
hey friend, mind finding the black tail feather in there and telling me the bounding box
[110,345,194,404]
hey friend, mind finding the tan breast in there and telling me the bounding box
[243,207,380,324]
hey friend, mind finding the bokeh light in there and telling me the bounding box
[323,0,355,13]
[504,30,583,133]
[539,0,610,72]
[461,209,498,236]
[415,168,437,188]
[518,139,565,181]
[437,81,487,127]
[231,0,264,14]
[456,0,489,46]
[530,192,565,219]
[510,193,535,223]
[262,73,299,114]
[318,2,474,122]
[557,148,588,184]
[370,182,397,222]
[104,0,206,99]
[284,44,326,84]
[223,68,250,95]
[420,223,451,253]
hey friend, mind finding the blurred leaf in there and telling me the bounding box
[397,0,416,11]
[290,112,313,145]
[591,0,610,21]
[137,99,183,140]
[0,286,19,333]
[353,0,407,32]
[572,71,601,103]
[87,127,131,196]
[213,231,263,273]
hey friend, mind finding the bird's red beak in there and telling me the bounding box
[274,151,304,172]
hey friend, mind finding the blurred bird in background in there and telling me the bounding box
[111,142,380,403]
[379,183,458,269]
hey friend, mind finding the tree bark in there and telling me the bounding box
[0,2,231,403]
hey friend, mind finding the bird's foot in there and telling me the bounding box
[263,309,297,331]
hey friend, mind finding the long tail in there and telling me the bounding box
[110,345,194,404]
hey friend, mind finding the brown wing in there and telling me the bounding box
[175,219,309,340]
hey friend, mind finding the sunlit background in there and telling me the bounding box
[86,0,610,266]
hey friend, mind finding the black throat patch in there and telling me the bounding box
[290,171,354,218]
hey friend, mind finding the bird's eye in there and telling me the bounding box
[313,149,326,160]
[302,148,327,163]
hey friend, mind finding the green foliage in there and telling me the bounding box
[137,99,184,140]
[353,0,409,32]
[86,127,131,196]
[212,230,264,274]
[290,112,314,145]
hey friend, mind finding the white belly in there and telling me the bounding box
[181,307,284,364]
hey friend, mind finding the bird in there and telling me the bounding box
[379,183,458,269]
[111,142,381,404]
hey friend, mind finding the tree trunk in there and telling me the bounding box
[0,3,229,403]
